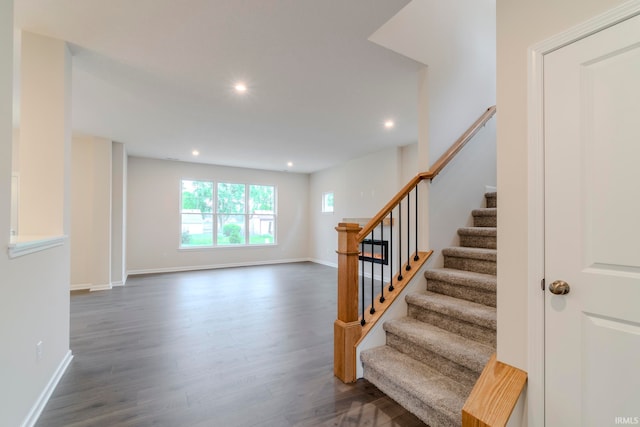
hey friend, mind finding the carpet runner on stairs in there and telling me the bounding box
[361,192,497,427]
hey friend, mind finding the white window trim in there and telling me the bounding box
[179,179,277,249]
[322,191,334,213]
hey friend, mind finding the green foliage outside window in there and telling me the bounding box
[180,180,275,247]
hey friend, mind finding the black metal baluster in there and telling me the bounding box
[414,185,420,262]
[397,201,403,281]
[360,241,365,326]
[379,222,385,303]
[406,190,412,271]
[389,210,394,291]
[370,231,375,315]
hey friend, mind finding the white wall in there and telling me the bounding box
[422,0,496,267]
[496,0,625,371]
[309,146,406,266]
[370,0,497,266]
[0,10,72,426]
[427,119,496,267]
[18,31,71,236]
[70,135,112,290]
[111,141,127,286]
[126,157,310,273]
[400,143,418,184]
[12,127,18,171]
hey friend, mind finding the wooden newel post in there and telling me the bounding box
[334,222,363,383]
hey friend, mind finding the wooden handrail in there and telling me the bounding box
[358,106,496,240]
[358,174,422,239]
[462,353,527,427]
[422,105,497,181]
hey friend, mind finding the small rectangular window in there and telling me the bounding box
[322,191,334,213]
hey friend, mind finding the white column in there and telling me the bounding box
[70,135,112,290]
[111,141,127,285]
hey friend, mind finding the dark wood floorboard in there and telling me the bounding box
[36,262,425,427]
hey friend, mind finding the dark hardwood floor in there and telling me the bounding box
[36,262,425,427]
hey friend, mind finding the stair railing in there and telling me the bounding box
[334,106,497,383]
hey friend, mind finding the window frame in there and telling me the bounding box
[179,179,277,249]
[322,191,334,213]
[179,179,214,248]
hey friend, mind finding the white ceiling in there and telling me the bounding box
[14,0,423,173]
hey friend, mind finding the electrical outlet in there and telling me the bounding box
[36,341,43,362]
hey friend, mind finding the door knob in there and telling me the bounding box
[549,280,570,295]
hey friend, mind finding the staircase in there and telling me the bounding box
[361,192,497,427]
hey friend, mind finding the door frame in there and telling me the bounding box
[526,1,640,426]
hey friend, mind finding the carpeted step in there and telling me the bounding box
[443,247,496,275]
[424,267,496,307]
[485,192,497,208]
[472,208,497,227]
[406,292,496,346]
[361,346,470,427]
[384,317,494,388]
[458,226,497,249]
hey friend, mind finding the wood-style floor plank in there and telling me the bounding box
[36,262,425,427]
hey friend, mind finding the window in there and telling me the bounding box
[180,179,276,248]
[322,191,334,213]
[249,184,276,244]
[181,180,213,247]
[217,182,246,245]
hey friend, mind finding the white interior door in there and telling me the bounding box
[544,13,640,427]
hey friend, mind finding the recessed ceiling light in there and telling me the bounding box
[234,82,247,93]
[384,120,395,129]
[287,162,293,167]
[192,150,200,156]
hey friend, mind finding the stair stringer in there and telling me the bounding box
[355,257,434,378]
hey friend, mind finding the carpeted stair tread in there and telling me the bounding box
[406,291,496,330]
[442,246,496,261]
[484,192,497,208]
[384,317,494,374]
[361,346,469,427]
[472,208,497,227]
[458,227,497,249]
[424,268,496,292]
[457,227,496,237]
[360,192,499,424]
[472,208,496,217]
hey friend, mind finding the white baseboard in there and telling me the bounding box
[112,272,129,287]
[70,283,113,292]
[127,258,311,276]
[90,283,112,292]
[69,283,91,291]
[21,350,73,427]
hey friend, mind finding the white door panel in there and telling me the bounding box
[544,13,640,426]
